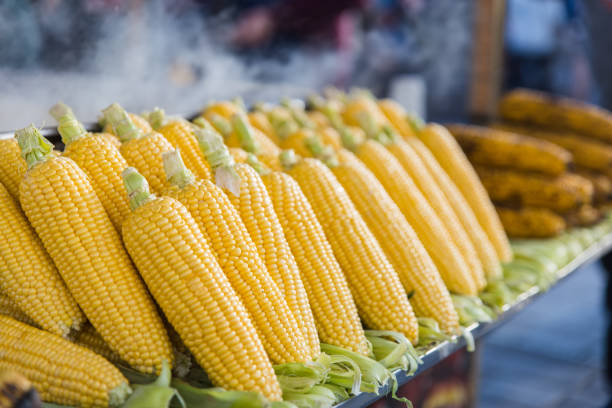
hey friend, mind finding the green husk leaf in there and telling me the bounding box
[231,113,259,154]
[171,380,273,408]
[195,128,241,196]
[122,360,184,408]
[451,295,495,326]
[274,359,328,394]
[417,317,451,347]
[282,385,337,408]
[122,167,155,210]
[163,149,195,189]
[148,108,166,130]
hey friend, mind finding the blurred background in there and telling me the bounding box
[1,0,610,129]
[2,1,612,407]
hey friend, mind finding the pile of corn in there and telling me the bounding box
[0,88,600,407]
[441,89,612,239]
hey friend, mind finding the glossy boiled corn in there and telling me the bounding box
[163,148,316,364]
[287,157,419,342]
[17,125,172,374]
[418,123,513,262]
[0,181,84,336]
[496,206,566,238]
[332,149,459,333]
[355,140,477,295]
[122,169,281,400]
[0,138,27,199]
[51,104,131,230]
[261,168,370,354]
[103,103,174,194]
[0,315,131,408]
[386,139,486,290]
[499,88,612,143]
[376,99,417,139]
[154,115,212,181]
[448,124,572,176]
[476,166,593,213]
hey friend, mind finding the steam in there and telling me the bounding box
[0,2,341,131]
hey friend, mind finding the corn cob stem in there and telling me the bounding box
[102,103,142,142]
[195,128,240,196]
[148,107,166,131]
[162,150,196,189]
[123,167,155,210]
[49,103,87,145]
[231,114,260,154]
[16,125,53,169]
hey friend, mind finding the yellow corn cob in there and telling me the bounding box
[418,123,513,262]
[103,112,152,135]
[203,101,240,120]
[405,136,502,280]
[0,315,131,407]
[499,88,612,144]
[0,291,36,326]
[163,147,316,363]
[286,157,419,342]
[100,132,122,149]
[73,323,122,364]
[17,125,172,374]
[307,111,330,129]
[576,168,612,204]
[377,99,417,139]
[475,166,593,213]
[0,181,84,336]
[0,138,27,199]
[260,167,370,354]
[447,124,571,176]
[229,147,250,163]
[332,149,459,332]
[493,123,612,176]
[386,139,486,290]
[103,103,174,194]
[122,168,281,400]
[147,108,213,181]
[50,103,131,230]
[281,129,319,158]
[496,206,566,238]
[318,127,343,151]
[353,139,477,295]
[248,111,277,142]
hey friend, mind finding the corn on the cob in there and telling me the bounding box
[564,204,602,227]
[121,168,281,400]
[0,181,84,336]
[576,168,612,203]
[447,124,572,176]
[418,123,513,262]
[0,315,131,407]
[404,136,502,279]
[0,138,27,199]
[281,129,320,158]
[228,114,282,170]
[103,103,174,194]
[386,139,486,290]
[103,112,152,135]
[285,157,419,342]
[203,101,240,121]
[475,166,593,213]
[148,108,213,180]
[50,103,131,230]
[376,99,417,139]
[332,149,459,333]
[307,111,331,129]
[499,88,612,144]
[248,111,277,142]
[259,165,370,354]
[318,127,343,151]
[0,291,36,326]
[17,125,172,374]
[354,139,477,295]
[73,323,122,364]
[493,123,612,176]
[162,147,316,363]
[496,206,566,238]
